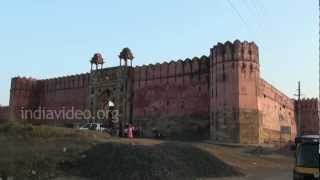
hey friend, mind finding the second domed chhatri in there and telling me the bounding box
[119,47,134,67]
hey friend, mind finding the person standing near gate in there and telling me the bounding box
[128,123,134,139]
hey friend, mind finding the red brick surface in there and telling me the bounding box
[296,98,320,135]
[133,56,209,119]
[258,79,297,143]
[9,74,90,123]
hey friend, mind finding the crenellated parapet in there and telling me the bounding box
[41,73,90,91]
[298,98,319,110]
[133,56,209,81]
[210,40,259,64]
[11,76,39,91]
[295,98,320,135]
[9,77,41,116]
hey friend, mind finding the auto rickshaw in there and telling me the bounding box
[293,135,320,180]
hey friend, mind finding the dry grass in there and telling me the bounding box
[0,122,243,180]
[0,122,110,179]
[0,121,110,140]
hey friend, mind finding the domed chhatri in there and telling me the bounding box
[91,53,104,65]
[119,47,134,66]
[90,53,105,71]
[119,48,134,60]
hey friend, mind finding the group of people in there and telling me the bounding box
[110,123,163,139]
[125,125,163,139]
[123,123,143,138]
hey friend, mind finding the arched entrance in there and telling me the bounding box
[88,64,134,136]
[99,89,118,128]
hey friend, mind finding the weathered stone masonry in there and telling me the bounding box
[0,106,9,123]
[210,41,299,144]
[296,98,320,135]
[6,40,319,144]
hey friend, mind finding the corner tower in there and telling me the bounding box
[210,40,261,144]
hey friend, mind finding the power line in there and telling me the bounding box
[247,0,265,21]
[251,0,268,30]
[252,0,267,15]
[226,0,252,32]
[242,0,264,30]
[248,0,260,14]
[242,0,256,16]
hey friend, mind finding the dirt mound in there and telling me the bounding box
[0,122,111,179]
[77,142,242,180]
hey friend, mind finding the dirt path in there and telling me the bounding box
[207,170,291,180]
[195,142,294,180]
[241,167,292,180]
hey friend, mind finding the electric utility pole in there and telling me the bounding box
[297,81,302,136]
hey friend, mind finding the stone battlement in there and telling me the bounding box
[10,73,90,92]
[298,98,319,109]
[133,56,209,81]
[10,77,38,91]
[40,73,90,91]
[211,40,259,63]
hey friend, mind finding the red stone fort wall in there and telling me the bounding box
[296,98,319,135]
[9,74,90,124]
[6,40,320,144]
[132,57,210,138]
[258,79,297,144]
[0,106,9,123]
[133,56,209,119]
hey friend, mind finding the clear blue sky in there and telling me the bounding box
[0,0,318,105]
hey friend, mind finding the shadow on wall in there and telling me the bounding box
[135,116,210,141]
